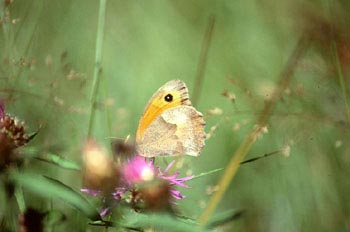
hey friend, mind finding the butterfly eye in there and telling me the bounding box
[164,94,173,102]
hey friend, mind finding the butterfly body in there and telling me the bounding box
[136,80,206,157]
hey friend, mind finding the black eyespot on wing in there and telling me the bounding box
[164,94,173,102]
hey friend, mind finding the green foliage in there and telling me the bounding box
[10,172,100,221]
[207,209,244,229]
[121,212,208,232]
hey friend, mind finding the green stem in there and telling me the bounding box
[87,0,107,138]
[192,15,216,106]
[198,34,310,225]
[14,185,26,213]
[332,41,350,126]
[198,127,263,225]
[9,3,42,98]
[1,1,15,78]
[101,74,112,139]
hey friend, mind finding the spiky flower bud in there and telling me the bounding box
[0,104,30,170]
[0,115,29,147]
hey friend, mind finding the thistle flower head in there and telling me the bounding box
[122,156,155,183]
[123,156,193,200]
[155,160,193,200]
[0,103,31,170]
[0,115,29,148]
[82,153,194,217]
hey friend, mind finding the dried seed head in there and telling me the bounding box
[0,114,30,170]
[82,139,120,194]
[0,115,29,147]
[132,180,172,212]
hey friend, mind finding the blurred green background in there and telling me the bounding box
[1,0,350,231]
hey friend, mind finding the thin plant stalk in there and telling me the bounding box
[198,34,310,225]
[239,149,285,165]
[1,3,14,74]
[10,6,41,96]
[101,74,112,139]
[192,15,216,107]
[331,41,350,126]
[324,0,350,126]
[14,185,25,213]
[1,1,42,86]
[87,0,107,138]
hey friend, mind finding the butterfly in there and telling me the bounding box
[136,80,206,157]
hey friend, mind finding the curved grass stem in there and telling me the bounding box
[192,14,216,107]
[198,34,310,225]
[332,41,350,126]
[101,74,112,138]
[87,0,107,138]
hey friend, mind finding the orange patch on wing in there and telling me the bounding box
[136,91,183,140]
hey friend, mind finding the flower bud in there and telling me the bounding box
[0,113,30,170]
[82,139,120,194]
[138,180,172,212]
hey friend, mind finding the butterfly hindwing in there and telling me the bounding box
[136,105,205,157]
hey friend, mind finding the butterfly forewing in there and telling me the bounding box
[135,80,206,157]
[136,80,191,141]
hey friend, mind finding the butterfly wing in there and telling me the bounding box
[136,80,191,142]
[136,105,206,157]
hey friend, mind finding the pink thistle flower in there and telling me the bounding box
[81,187,127,217]
[82,155,194,217]
[123,156,193,200]
[155,160,194,199]
[122,156,155,183]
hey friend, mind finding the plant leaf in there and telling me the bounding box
[207,209,244,228]
[21,148,80,171]
[121,212,208,232]
[45,210,66,227]
[41,153,81,171]
[10,172,100,221]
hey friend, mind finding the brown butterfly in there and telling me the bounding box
[136,80,206,157]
